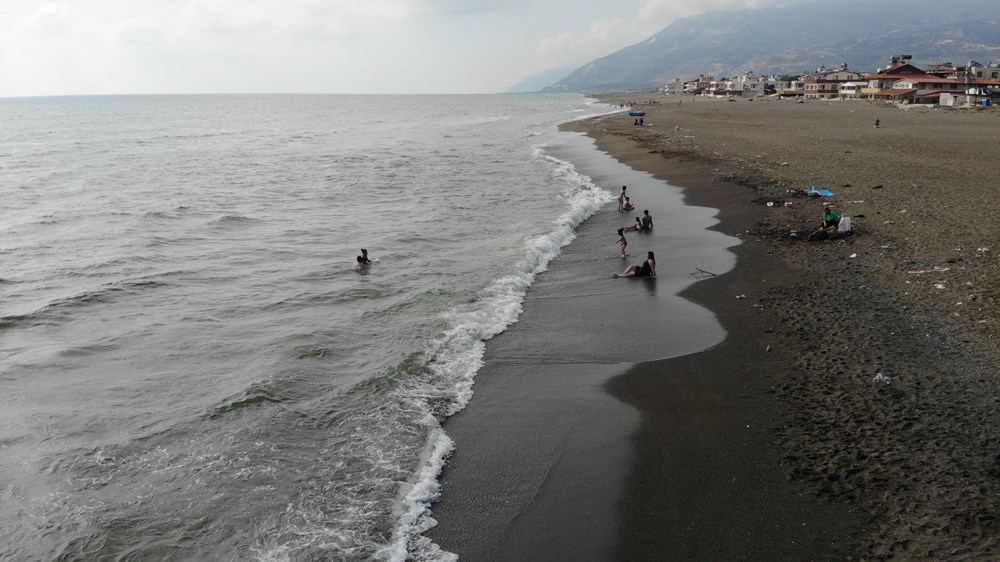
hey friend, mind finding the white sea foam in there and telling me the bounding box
[380,145,614,561]
[1,93,622,562]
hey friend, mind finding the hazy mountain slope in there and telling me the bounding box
[540,0,999,92]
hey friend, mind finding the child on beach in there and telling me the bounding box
[618,186,627,211]
[623,217,643,232]
[616,228,628,257]
[622,196,635,211]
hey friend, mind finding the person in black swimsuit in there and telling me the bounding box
[614,251,656,278]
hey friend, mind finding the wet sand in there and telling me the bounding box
[430,97,1000,560]
[571,97,1000,560]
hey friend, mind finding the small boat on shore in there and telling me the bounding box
[628,111,646,117]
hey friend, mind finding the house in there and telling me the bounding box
[939,87,1000,107]
[876,74,1000,104]
[861,60,929,100]
[662,79,685,95]
[802,64,865,99]
[683,75,714,94]
[966,62,1000,81]
[773,76,805,97]
[839,82,863,98]
[733,71,764,96]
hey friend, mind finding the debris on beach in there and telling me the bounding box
[873,373,892,385]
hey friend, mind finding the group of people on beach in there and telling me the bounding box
[807,205,845,241]
[613,185,656,278]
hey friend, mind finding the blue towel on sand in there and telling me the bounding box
[807,187,835,197]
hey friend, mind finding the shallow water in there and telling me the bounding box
[0,93,737,560]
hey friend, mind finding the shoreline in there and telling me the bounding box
[428,97,1000,560]
[566,97,1000,559]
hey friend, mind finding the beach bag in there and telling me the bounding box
[838,216,852,234]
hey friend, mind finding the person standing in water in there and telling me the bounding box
[618,186,627,211]
[616,228,628,257]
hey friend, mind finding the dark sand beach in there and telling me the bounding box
[430,98,999,560]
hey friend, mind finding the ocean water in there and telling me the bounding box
[0,94,624,560]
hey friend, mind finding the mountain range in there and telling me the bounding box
[536,0,1000,93]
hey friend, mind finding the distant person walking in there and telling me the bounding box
[874,118,880,128]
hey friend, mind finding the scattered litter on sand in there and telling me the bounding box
[873,373,892,385]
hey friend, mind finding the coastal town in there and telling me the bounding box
[662,55,1000,107]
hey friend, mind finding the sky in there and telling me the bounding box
[0,0,793,97]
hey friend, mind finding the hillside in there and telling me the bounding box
[540,0,1000,92]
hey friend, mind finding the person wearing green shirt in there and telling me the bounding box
[822,205,841,228]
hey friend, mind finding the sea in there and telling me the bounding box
[0,93,651,561]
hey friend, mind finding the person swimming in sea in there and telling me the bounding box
[353,248,374,270]
[614,251,656,278]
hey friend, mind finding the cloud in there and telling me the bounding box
[534,0,798,71]
[416,0,532,15]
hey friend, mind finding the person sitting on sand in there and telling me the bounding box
[808,207,842,240]
[622,196,635,211]
[614,251,656,278]
[623,217,643,232]
[821,205,840,228]
[641,210,653,230]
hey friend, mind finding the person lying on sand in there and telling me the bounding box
[623,217,643,232]
[614,251,656,278]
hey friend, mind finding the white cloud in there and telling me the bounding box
[534,0,796,72]
[0,0,808,96]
